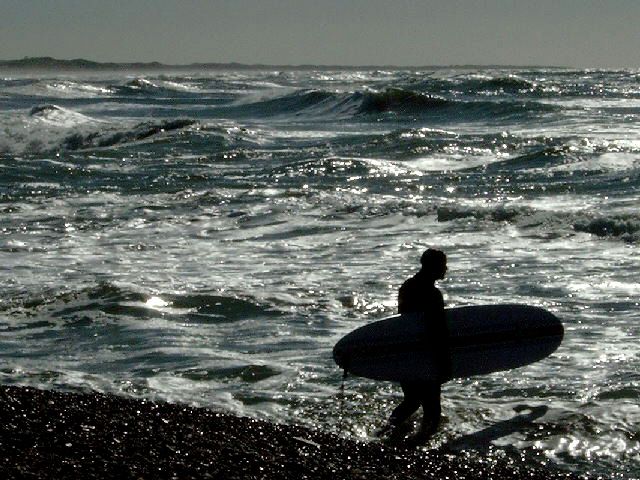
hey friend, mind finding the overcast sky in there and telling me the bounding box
[2,0,639,67]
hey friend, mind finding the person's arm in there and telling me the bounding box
[398,279,411,314]
[398,286,406,314]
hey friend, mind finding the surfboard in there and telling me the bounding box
[333,304,563,383]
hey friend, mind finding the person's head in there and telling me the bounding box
[420,248,447,280]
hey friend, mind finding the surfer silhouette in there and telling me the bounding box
[382,248,450,442]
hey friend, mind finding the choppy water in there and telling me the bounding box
[1,67,639,478]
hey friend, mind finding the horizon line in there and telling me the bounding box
[0,56,574,71]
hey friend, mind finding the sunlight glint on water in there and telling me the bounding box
[1,67,639,478]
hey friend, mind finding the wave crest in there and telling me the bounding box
[574,216,640,241]
[437,205,533,223]
[229,87,556,120]
[358,88,450,114]
[458,76,537,94]
[3,283,280,323]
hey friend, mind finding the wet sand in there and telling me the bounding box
[0,386,585,479]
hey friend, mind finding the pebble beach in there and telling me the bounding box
[0,385,588,480]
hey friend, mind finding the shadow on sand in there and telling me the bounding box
[382,404,549,450]
[440,404,549,452]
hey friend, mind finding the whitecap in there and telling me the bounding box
[29,104,96,127]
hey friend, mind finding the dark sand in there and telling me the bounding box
[0,386,586,479]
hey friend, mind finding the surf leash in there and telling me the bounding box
[337,368,348,434]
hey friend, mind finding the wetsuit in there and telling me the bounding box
[389,270,450,433]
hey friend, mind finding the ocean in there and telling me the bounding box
[0,67,638,478]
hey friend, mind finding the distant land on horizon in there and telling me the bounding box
[0,56,568,71]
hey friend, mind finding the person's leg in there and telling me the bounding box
[389,382,422,426]
[419,382,441,437]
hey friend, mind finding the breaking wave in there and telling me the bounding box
[29,104,96,126]
[60,118,197,150]
[437,205,640,243]
[4,104,198,153]
[113,78,200,96]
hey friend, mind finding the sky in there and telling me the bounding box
[2,0,640,68]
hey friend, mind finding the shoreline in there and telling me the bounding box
[0,385,586,479]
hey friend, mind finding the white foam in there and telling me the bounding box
[407,154,495,172]
[28,104,97,127]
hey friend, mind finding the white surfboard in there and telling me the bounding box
[333,305,563,383]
